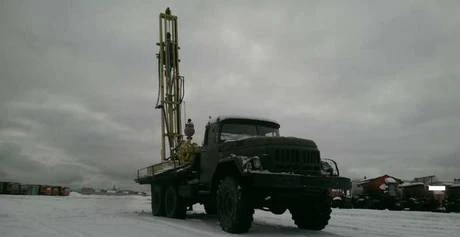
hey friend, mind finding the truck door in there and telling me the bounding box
[200,123,219,185]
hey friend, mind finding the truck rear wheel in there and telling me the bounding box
[216,177,254,233]
[151,184,164,216]
[164,185,186,219]
[289,195,332,230]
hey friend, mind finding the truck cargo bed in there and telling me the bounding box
[135,160,194,184]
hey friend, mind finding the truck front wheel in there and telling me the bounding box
[216,177,254,233]
[164,185,186,219]
[289,195,332,230]
[151,184,164,216]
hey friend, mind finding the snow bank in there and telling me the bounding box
[1,194,459,237]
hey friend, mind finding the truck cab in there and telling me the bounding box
[197,116,351,231]
[199,116,280,184]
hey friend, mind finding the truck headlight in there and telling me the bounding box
[243,157,263,171]
[246,162,253,170]
[346,189,351,198]
[252,158,262,169]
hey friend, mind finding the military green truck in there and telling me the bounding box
[135,8,351,233]
[136,116,351,233]
[445,184,460,213]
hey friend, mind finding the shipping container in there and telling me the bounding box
[51,186,60,196]
[59,187,70,196]
[40,185,52,195]
[5,182,21,194]
[21,184,41,195]
[20,184,29,195]
[0,182,5,194]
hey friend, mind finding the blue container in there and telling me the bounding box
[21,184,40,195]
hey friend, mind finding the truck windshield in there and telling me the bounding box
[220,123,279,142]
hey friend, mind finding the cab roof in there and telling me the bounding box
[210,115,280,127]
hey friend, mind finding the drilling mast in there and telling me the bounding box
[155,8,184,161]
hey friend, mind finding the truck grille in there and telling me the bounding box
[269,148,320,174]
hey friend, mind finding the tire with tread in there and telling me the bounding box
[164,185,186,219]
[289,193,332,230]
[216,177,254,233]
[151,184,164,216]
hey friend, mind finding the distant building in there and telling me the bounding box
[80,187,95,194]
[413,175,437,185]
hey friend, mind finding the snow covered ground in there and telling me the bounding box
[1,193,459,237]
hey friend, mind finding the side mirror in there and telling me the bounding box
[322,158,340,176]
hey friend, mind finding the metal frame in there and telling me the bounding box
[156,8,184,161]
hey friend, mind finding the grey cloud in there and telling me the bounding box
[1,0,460,188]
[433,149,460,167]
[0,142,85,185]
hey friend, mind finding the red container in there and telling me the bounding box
[51,186,60,196]
[59,187,70,196]
[358,175,402,196]
[40,185,52,195]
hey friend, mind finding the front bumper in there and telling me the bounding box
[244,171,351,197]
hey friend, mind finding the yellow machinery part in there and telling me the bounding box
[177,140,200,164]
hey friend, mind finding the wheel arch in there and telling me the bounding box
[211,159,243,194]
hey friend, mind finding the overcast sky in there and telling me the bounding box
[1,0,459,189]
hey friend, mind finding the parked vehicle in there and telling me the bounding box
[445,185,460,213]
[400,183,440,211]
[352,175,402,210]
[330,187,352,208]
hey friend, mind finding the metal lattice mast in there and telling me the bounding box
[155,8,183,161]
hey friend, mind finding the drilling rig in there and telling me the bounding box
[155,7,184,162]
[136,8,351,234]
